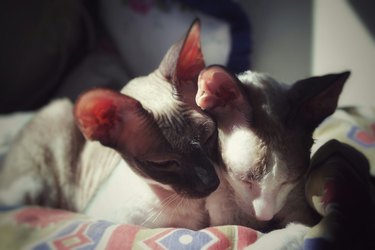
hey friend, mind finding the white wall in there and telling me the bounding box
[238,0,313,83]
[239,0,375,107]
[313,0,375,107]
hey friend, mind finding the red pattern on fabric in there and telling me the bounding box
[356,128,375,144]
[236,226,259,249]
[52,223,92,249]
[348,122,375,147]
[14,207,73,227]
[105,224,142,249]
[205,227,231,250]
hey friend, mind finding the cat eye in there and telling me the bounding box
[200,121,217,143]
[204,130,217,144]
[145,160,179,171]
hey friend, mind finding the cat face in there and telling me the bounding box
[196,65,350,220]
[74,20,220,199]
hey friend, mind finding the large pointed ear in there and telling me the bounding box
[195,65,250,124]
[74,88,163,154]
[159,19,205,106]
[287,71,350,128]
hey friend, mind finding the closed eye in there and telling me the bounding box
[201,121,217,144]
[145,160,179,171]
[205,130,217,144]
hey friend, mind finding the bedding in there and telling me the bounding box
[0,107,374,249]
[0,206,261,250]
[312,106,375,173]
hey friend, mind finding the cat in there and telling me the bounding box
[196,65,350,231]
[0,20,220,230]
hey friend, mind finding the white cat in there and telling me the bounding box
[0,20,220,230]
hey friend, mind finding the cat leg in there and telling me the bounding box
[0,99,83,209]
[0,174,43,206]
[304,139,375,249]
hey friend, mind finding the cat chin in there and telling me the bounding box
[145,180,179,200]
[144,178,173,190]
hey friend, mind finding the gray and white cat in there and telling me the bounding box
[197,65,350,231]
[0,20,220,230]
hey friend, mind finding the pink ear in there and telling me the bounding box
[196,65,247,110]
[74,89,167,156]
[195,66,250,125]
[176,19,205,83]
[74,88,142,147]
[158,19,205,107]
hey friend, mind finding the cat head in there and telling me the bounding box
[196,65,350,220]
[74,20,220,199]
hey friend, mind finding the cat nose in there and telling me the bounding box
[194,167,220,195]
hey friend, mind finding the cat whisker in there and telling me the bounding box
[141,193,179,226]
[170,195,186,219]
[150,194,180,225]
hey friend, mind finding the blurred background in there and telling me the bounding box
[0,0,374,113]
[243,0,375,108]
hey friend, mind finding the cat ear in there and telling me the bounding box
[74,89,162,153]
[288,71,350,128]
[195,65,250,123]
[159,19,205,106]
[175,19,205,83]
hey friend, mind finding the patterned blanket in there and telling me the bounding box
[0,206,261,250]
[312,107,375,174]
[0,107,374,250]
